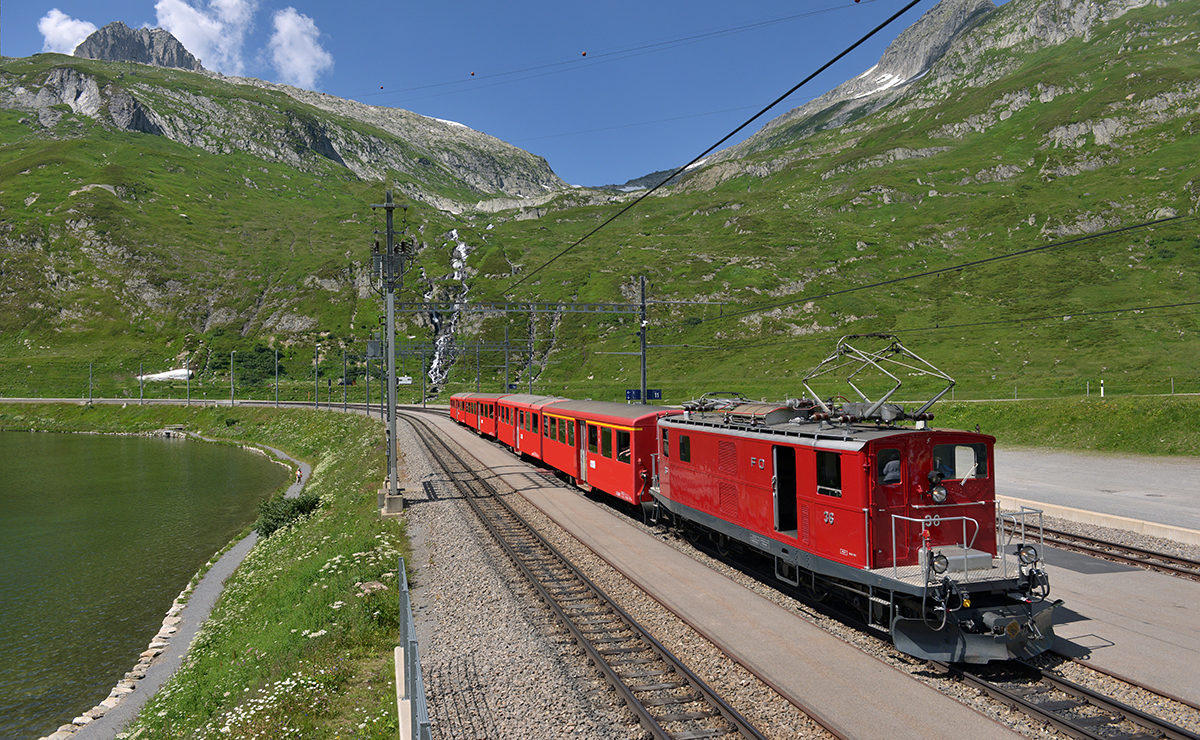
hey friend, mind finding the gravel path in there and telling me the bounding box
[47,440,306,740]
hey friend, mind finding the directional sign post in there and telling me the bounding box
[625,389,642,401]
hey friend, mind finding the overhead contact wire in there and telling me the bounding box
[661,214,1189,329]
[503,0,928,296]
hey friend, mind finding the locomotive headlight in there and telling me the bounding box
[931,552,949,574]
[930,484,948,504]
[1017,544,1039,565]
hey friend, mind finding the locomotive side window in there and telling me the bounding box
[588,424,598,453]
[601,428,613,458]
[679,434,691,463]
[616,430,631,463]
[878,448,902,485]
[816,451,842,497]
[661,429,669,457]
[932,444,988,478]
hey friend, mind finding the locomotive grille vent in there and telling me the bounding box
[719,481,739,518]
[718,441,738,474]
[800,504,811,546]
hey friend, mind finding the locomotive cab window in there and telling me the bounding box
[816,451,842,497]
[661,429,669,457]
[932,444,988,478]
[616,430,631,463]
[878,448,902,485]
[679,434,691,463]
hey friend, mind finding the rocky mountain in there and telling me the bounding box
[0,55,564,209]
[0,0,1195,401]
[735,0,996,153]
[691,0,1183,182]
[73,21,203,72]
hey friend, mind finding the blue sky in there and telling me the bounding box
[4,0,969,185]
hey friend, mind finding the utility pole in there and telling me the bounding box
[639,275,648,405]
[139,361,144,405]
[475,342,480,392]
[186,357,190,406]
[527,334,534,394]
[504,325,509,392]
[274,348,279,408]
[230,350,236,407]
[314,344,319,409]
[371,190,411,501]
[343,350,348,411]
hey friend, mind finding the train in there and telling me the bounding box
[449,335,1060,663]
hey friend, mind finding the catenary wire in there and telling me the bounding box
[657,299,1200,357]
[353,1,884,103]
[657,213,1190,330]
[503,0,928,296]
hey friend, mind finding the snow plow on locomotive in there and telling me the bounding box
[645,335,1060,663]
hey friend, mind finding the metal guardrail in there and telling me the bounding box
[396,557,432,740]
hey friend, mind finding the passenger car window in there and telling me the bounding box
[616,430,630,463]
[816,451,842,497]
[601,428,613,458]
[587,424,598,453]
[567,422,574,446]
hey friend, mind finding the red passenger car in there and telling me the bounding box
[543,401,676,504]
[496,394,562,461]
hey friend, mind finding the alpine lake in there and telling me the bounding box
[0,429,290,739]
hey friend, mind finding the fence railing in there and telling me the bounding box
[396,557,431,740]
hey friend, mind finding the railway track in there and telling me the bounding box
[939,661,1200,740]
[401,411,768,740]
[1003,522,1200,580]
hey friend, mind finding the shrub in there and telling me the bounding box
[255,493,319,537]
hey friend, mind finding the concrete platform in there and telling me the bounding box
[428,414,1018,740]
[995,448,1200,540]
[1046,546,1200,706]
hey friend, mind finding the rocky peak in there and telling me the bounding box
[716,0,996,156]
[73,21,203,72]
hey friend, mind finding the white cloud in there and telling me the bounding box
[38,9,97,54]
[268,7,333,89]
[155,0,257,75]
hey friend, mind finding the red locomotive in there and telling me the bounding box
[451,335,1059,663]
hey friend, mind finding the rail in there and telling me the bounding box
[940,661,1200,740]
[401,411,766,740]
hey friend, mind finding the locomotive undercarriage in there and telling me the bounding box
[645,493,1061,664]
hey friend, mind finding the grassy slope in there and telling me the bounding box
[1,2,1197,412]
[0,404,405,738]
[452,1,1199,403]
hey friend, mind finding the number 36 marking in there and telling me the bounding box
[823,511,835,525]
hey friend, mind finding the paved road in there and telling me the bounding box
[995,448,1200,531]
